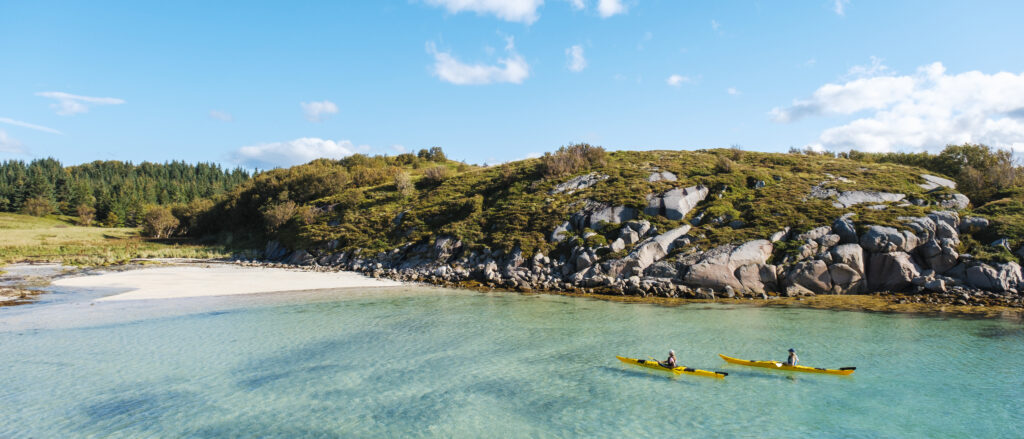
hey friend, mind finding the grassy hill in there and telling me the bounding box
[199,145,1022,265]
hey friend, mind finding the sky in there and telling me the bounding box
[2,0,1024,169]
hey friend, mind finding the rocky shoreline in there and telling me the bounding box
[242,203,1024,315]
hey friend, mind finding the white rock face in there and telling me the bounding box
[644,185,708,220]
[682,240,773,292]
[919,174,957,191]
[833,191,906,208]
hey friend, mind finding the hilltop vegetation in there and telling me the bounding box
[189,143,1024,267]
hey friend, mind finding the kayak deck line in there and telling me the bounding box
[718,354,856,376]
[615,356,728,379]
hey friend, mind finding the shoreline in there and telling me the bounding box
[2,259,1021,319]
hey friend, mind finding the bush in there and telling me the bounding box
[394,171,414,198]
[715,155,734,173]
[540,143,607,178]
[422,166,451,184]
[76,204,96,226]
[263,201,298,231]
[22,196,53,217]
[142,206,180,238]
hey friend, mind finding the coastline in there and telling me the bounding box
[3,259,1019,320]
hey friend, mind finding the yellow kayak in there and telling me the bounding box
[616,356,728,379]
[718,354,855,376]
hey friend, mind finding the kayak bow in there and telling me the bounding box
[718,354,855,376]
[616,356,728,379]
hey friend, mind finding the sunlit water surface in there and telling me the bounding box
[1,285,1022,438]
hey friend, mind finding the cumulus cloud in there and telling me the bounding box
[424,0,544,24]
[0,130,25,154]
[209,110,233,122]
[597,0,625,17]
[771,60,1024,153]
[0,117,62,134]
[35,91,124,116]
[231,138,360,169]
[566,45,586,72]
[833,0,849,16]
[567,0,584,10]
[301,100,339,122]
[427,38,530,85]
[727,87,741,95]
[666,74,690,87]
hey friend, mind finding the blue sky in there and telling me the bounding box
[2,0,1024,168]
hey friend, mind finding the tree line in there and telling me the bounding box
[0,158,250,227]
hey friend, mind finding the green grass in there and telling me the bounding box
[0,213,231,266]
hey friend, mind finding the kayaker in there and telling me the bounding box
[660,350,677,368]
[785,348,799,366]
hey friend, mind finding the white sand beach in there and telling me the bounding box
[51,264,402,301]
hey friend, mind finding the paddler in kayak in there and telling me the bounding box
[659,350,677,368]
[785,348,799,366]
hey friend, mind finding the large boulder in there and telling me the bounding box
[918,174,957,191]
[830,244,865,274]
[833,217,858,244]
[965,262,1022,293]
[610,225,691,278]
[919,239,959,274]
[866,252,920,291]
[644,261,679,279]
[783,260,832,294]
[736,263,778,294]
[644,185,709,220]
[938,193,970,210]
[550,222,573,243]
[683,240,773,292]
[828,263,864,294]
[860,226,919,253]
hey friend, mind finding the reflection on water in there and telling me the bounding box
[1,286,1022,438]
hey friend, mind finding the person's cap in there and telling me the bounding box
[669,350,675,355]
[788,348,795,352]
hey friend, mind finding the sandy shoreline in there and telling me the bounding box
[50,264,402,301]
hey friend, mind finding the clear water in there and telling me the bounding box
[1,286,1022,438]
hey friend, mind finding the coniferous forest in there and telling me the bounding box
[0,158,249,227]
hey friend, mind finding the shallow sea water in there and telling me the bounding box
[1,285,1022,438]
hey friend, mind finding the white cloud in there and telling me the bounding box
[597,0,625,17]
[711,19,720,31]
[566,45,586,72]
[0,117,62,134]
[772,61,1024,153]
[231,138,359,169]
[35,91,125,116]
[0,130,25,154]
[844,56,890,79]
[727,87,741,95]
[833,0,849,16]
[424,0,544,24]
[391,144,408,153]
[209,110,233,122]
[427,38,530,85]
[567,0,584,10]
[666,74,691,87]
[300,100,339,122]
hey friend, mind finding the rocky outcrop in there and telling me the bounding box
[867,252,920,291]
[919,174,956,191]
[683,240,773,292]
[647,171,677,182]
[570,200,637,230]
[644,185,709,220]
[833,191,906,208]
[551,172,608,194]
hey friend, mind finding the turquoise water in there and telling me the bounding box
[1,286,1022,438]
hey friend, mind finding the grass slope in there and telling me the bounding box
[0,213,229,266]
